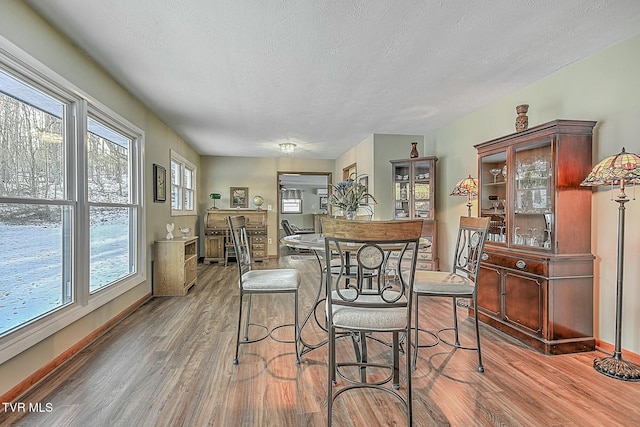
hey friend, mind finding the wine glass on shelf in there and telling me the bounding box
[498,224,506,243]
[528,227,538,247]
[514,226,522,245]
[490,168,501,183]
[491,199,500,213]
[501,199,507,213]
[543,229,552,249]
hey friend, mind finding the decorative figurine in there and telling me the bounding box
[515,104,529,132]
[166,223,174,240]
[410,142,419,158]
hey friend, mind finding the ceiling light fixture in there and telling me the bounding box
[279,142,297,154]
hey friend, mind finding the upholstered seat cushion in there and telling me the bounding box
[241,269,301,291]
[329,289,407,330]
[413,270,474,296]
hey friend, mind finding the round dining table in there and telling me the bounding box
[281,232,431,357]
[281,233,329,356]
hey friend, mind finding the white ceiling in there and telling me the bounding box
[25,1,640,159]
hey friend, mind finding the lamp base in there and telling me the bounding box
[593,356,640,381]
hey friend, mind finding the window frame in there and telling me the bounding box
[0,42,146,364]
[281,198,303,214]
[170,149,197,216]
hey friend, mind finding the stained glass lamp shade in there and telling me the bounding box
[450,175,478,217]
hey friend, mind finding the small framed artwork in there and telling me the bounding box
[153,164,166,202]
[319,195,328,210]
[230,187,249,208]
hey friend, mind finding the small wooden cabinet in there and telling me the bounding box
[474,119,596,354]
[203,209,268,263]
[153,236,198,296]
[390,156,439,271]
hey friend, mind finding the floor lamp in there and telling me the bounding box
[450,175,478,308]
[581,147,640,381]
[450,175,478,217]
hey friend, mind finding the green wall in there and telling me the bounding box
[0,1,200,397]
[199,156,334,256]
[428,33,640,354]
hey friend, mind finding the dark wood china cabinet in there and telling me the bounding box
[390,156,439,271]
[474,120,596,354]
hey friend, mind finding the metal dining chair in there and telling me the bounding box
[322,218,423,427]
[227,215,301,365]
[412,216,490,372]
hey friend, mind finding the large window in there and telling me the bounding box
[0,50,144,359]
[0,67,73,335]
[170,150,196,215]
[87,117,137,292]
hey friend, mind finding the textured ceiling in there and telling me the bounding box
[25,0,640,159]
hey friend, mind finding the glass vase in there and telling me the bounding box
[344,209,357,220]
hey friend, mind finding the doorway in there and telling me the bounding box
[277,171,332,257]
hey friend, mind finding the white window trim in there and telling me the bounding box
[170,149,197,216]
[0,37,146,365]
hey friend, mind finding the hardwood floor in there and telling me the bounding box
[2,254,639,426]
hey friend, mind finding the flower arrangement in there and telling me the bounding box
[329,174,376,219]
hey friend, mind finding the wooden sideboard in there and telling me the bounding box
[203,209,268,264]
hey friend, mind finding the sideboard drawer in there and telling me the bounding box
[482,251,547,276]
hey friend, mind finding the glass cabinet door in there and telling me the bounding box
[480,150,507,244]
[513,141,553,250]
[392,161,411,219]
[391,158,434,219]
[413,159,432,219]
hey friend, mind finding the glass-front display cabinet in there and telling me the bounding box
[474,119,596,355]
[390,156,439,270]
[480,143,554,249]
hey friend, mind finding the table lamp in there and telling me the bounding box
[209,192,221,209]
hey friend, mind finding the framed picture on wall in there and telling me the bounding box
[230,187,249,208]
[320,196,328,210]
[153,164,166,202]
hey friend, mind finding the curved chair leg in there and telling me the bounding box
[405,329,413,426]
[359,331,368,383]
[328,325,336,427]
[474,302,484,373]
[451,297,461,347]
[243,294,253,341]
[233,291,244,365]
[392,332,400,390]
[413,295,419,370]
[294,290,300,365]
